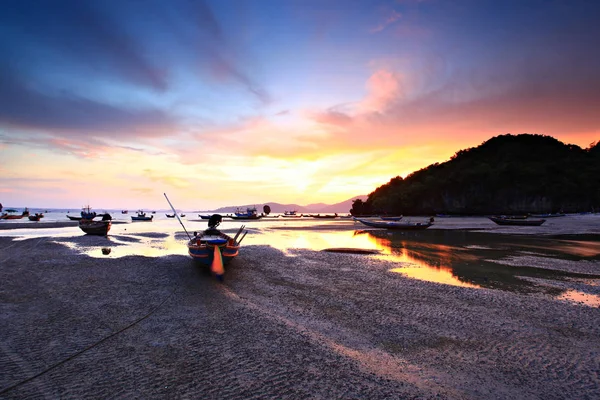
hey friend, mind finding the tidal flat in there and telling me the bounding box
[1,215,599,399]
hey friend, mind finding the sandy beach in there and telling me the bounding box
[1,217,599,399]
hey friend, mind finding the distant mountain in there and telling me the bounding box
[206,195,367,214]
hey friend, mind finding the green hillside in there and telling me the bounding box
[351,134,600,216]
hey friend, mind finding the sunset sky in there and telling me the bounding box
[1,0,599,210]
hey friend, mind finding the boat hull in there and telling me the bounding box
[188,232,240,266]
[1,215,24,220]
[355,218,432,230]
[489,217,546,226]
[131,216,153,221]
[79,220,111,235]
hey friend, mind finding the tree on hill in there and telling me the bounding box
[350,134,600,216]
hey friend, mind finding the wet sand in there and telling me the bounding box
[1,217,599,399]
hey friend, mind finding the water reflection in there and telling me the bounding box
[3,219,598,307]
[363,229,600,307]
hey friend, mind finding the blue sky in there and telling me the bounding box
[1,0,599,209]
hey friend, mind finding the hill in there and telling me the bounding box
[207,195,367,214]
[350,134,600,216]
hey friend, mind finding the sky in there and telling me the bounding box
[1,0,599,210]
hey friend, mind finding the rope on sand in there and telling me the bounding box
[0,289,176,396]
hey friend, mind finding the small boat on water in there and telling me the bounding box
[66,205,97,221]
[166,214,176,218]
[121,210,128,214]
[199,214,212,219]
[131,211,153,221]
[311,213,338,219]
[0,209,27,220]
[489,216,546,226]
[230,207,263,220]
[354,217,433,230]
[28,213,44,221]
[79,214,112,235]
[281,210,302,218]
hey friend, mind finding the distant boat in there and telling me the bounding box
[281,210,301,218]
[230,207,263,220]
[28,213,44,221]
[121,210,128,214]
[166,214,176,218]
[79,215,112,235]
[1,209,27,220]
[66,205,96,221]
[199,214,212,219]
[354,217,433,230]
[489,216,546,226]
[131,211,153,221]
[311,213,338,219]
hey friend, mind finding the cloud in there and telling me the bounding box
[370,10,402,33]
[0,66,176,137]
[0,0,270,139]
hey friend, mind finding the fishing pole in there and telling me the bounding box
[163,193,192,240]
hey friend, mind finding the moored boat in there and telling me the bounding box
[489,216,546,226]
[131,211,153,221]
[281,210,302,218]
[79,215,112,235]
[230,207,263,220]
[28,213,44,221]
[185,214,247,280]
[66,205,97,221]
[354,217,433,230]
[0,209,27,220]
[311,213,338,219]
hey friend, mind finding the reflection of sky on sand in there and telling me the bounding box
[365,233,480,289]
[245,229,378,256]
[556,290,600,307]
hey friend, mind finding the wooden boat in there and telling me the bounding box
[489,216,546,226]
[131,211,153,221]
[281,210,301,218]
[230,207,263,220]
[199,214,212,219]
[0,209,26,220]
[311,213,338,219]
[121,210,128,214]
[166,214,176,218]
[187,215,247,280]
[28,213,44,221]
[79,218,112,235]
[354,218,433,230]
[66,205,96,221]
